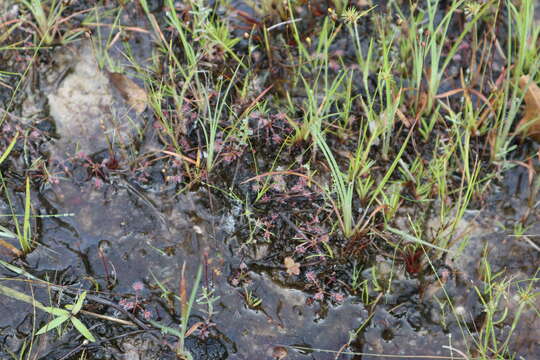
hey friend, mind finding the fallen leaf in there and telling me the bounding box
[518,75,540,141]
[107,71,148,114]
[284,257,300,276]
[396,107,411,127]
[357,0,372,7]
[0,238,23,257]
[185,321,204,337]
[272,346,288,359]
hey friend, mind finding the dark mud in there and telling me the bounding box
[1,1,539,359]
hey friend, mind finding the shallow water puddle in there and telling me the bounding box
[19,178,368,359]
[212,271,367,359]
[1,168,539,359]
[28,181,213,292]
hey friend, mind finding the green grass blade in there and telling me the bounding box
[387,226,453,253]
[184,265,202,324]
[21,177,32,252]
[0,225,17,238]
[0,132,18,165]
[0,259,41,281]
[0,284,47,311]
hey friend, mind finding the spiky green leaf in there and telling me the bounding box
[70,317,96,342]
[43,306,70,317]
[36,315,69,335]
[71,291,87,315]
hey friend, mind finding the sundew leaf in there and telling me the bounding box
[36,315,69,335]
[70,317,96,342]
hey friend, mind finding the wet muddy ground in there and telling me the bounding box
[1,1,539,359]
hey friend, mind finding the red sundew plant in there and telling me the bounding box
[331,292,345,303]
[82,156,107,180]
[229,262,251,287]
[118,281,153,320]
[294,232,329,257]
[132,281,144,292]
[103,156,120,170]
[93,177,104,189]
[290,177,309,193]
[304,271,345,304]
[293,216,329,256]
[402,246,424,275]
[28,161,63,186]
[252,112,291,145]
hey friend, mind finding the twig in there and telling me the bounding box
[521,235,540,252]
[267,18,302,31]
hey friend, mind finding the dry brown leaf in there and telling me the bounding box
[518,75,540,141]
[356,0,372,6]
[0,238,23,257]
[396,107,411,127]
[284,257,300,276]
[185,321,204,337]
[272,346,288,359]
[107,72,148,114]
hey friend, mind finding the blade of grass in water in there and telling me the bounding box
[0,132,18,165]
[21,177,32,252]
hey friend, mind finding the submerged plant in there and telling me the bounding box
[0,134,36,255]
[36,290,96,342]
[0,176,34,254]
[0,284,95,342]
[150,264,202,360]
[243,288,262,309]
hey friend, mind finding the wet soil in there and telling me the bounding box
[1,1,539,359]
